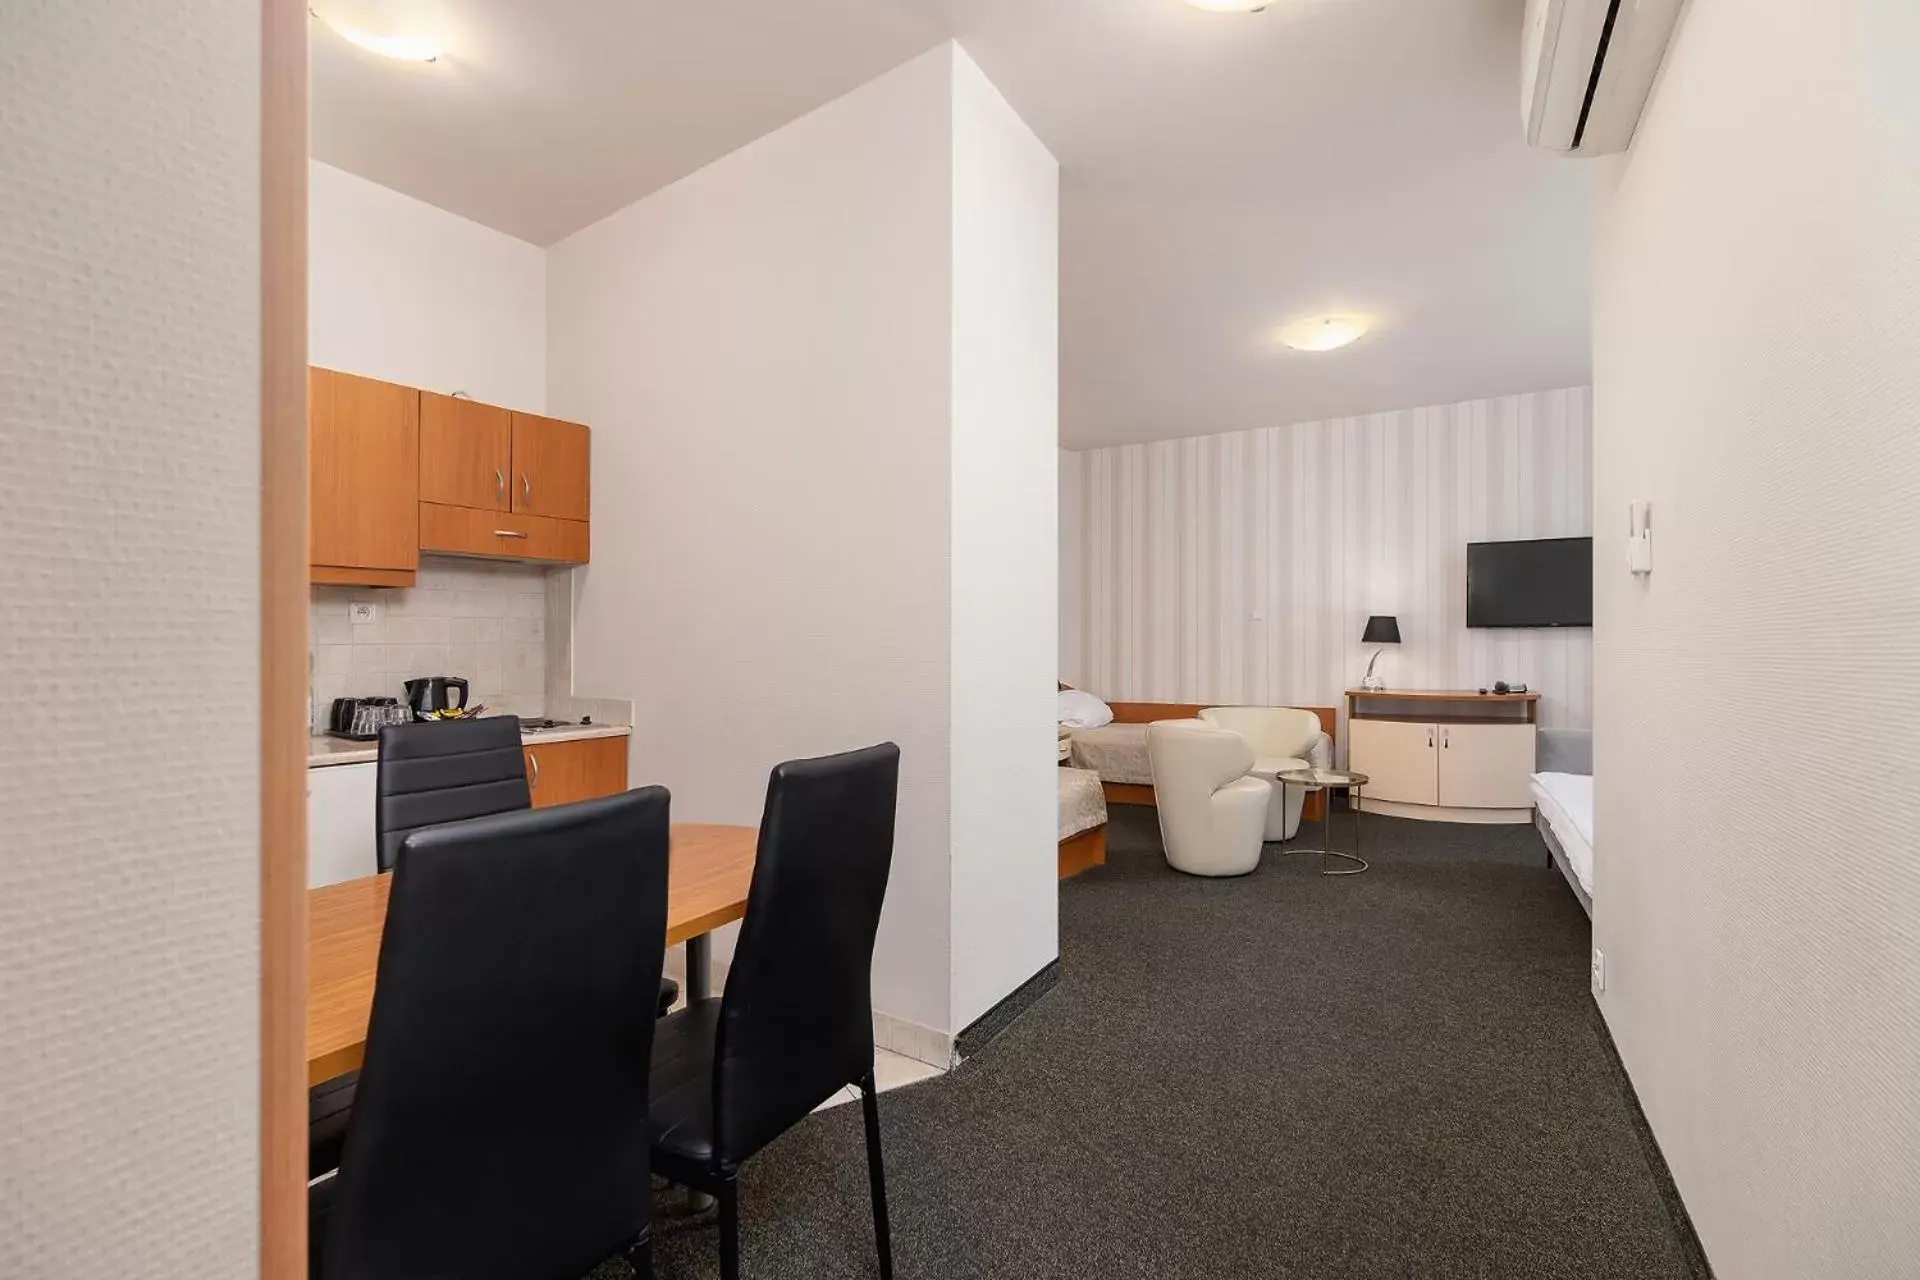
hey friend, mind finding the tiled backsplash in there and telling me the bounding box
[310,559,555,731]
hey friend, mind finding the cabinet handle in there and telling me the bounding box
[522,473,531,506]
[1443,728,1450,749]
[1427,728,1434,748]
[493,529,529,539]
[529,753,540,788]
[495,468,505,502]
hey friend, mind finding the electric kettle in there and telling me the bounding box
[404,676,470,721]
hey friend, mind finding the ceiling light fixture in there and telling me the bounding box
[1278,315,1372,352]
[310,8,442,62]
[1184,0,1271,11]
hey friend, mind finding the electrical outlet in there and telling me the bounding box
[1591,947,1607,994]
[348,601,379,626]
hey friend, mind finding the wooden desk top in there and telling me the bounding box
[306,822,757,1086]
[1345,688,1541,702]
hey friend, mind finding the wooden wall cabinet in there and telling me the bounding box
[310,368,420,588]
[509,413,591,523]
[419,392,511,512]
[524,736,628,809]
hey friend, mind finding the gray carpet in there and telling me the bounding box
[602,807,1697,1279]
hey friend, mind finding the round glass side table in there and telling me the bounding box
[1277,767,1370,875]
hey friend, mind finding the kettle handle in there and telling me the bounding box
[446,677,470,710]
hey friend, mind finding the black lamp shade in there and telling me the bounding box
[1362,615,1401,645]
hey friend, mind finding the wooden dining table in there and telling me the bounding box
[306,822,757,1087]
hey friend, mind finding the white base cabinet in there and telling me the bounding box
[1348,713,1536,824]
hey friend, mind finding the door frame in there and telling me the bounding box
[261,0,309,1272]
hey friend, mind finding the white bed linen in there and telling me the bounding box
[1067,723,1152,785]
[1058,767,1108,841]
[1530,771,1594,893]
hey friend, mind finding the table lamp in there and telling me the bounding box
[1360,615,1400,691]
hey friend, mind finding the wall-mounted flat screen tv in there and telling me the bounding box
[1466,536,1593,628]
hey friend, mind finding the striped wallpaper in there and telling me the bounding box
[1064,386,1594,731]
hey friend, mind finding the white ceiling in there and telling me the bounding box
[310,0,1593,449]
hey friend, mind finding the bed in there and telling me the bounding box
[1530,728,1594,916]
[1062,700,1337,820]
[1057,767,1109,879]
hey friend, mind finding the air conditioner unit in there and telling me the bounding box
[1522,0,1685,156]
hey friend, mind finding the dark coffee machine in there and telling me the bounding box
[404,676,470,721]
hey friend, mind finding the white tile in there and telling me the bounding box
[349,645,389,677]
[386,616,450,646]
[812,1050,944,1113]
[503,616,543,645]
[313,614,352,645]
[388,644,451,676]
[454,590,507,618]
[508,594,546,619]
[450,617,502,645]
[314,644,354,675]
[447,645,478,673]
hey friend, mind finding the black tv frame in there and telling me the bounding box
[1465,535,1593,629]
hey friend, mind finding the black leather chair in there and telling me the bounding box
[311,789,673,1280]
[311,720,678,1179]
[375,716,532,874]
[649,742,901,1280]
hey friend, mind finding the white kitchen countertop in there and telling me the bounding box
[308,722,631,768]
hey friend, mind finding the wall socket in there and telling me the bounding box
[1591,947,1607,994]
[348,601,379,625]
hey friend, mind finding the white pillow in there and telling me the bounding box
[1057,689,1114,730]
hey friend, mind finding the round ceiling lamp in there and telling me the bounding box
[1184,0,1271,10]
[310,8,443,62]
[1277,315,1372,352]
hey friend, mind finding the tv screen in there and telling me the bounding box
[1467,537,1593,628]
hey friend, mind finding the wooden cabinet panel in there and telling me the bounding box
[1437,723,1537,809]
[524,736,628,809]
[510,412,591,522]
[1348,718,1438,806]
[310,368,419,581]
[419,502,589,564]
[419,393,511,511]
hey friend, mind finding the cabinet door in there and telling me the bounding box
[310,368,419,580]
[1437,723,1537,809]
[1348,718,1438,805]
[525,737,628,809]
[419,503,590,565]
[510,412,591,522]
[419,392,511,511]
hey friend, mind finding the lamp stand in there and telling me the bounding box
[1360,649,1387,692]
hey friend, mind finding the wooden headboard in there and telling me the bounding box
[1106,701,1338,747]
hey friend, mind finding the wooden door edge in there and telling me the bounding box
[261,0,309,1274]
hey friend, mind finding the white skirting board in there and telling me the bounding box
[872,1010,957,1070]
[1357,797,1533,825]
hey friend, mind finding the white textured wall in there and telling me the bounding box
[548,48,958,1034]
[948,47,1060,1030]
[311,159,547,412]
[1070,387,1593,730]
[0,2,260,1274]
[1059,447,1084,684]
[1592,2,1920,1276]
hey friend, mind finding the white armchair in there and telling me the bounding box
[1198,706,1329,841]
[1145,720,1271,877]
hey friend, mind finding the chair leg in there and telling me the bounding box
[718,1177,741,1280]
[860,1071,894,1280]
[624,1233,653,1280]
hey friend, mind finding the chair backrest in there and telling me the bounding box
[322,788,671,1280]
[375,716,531,872]
[1198,705,1321,760]
[714,743,900,1164]
[1147,719,1254,855]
